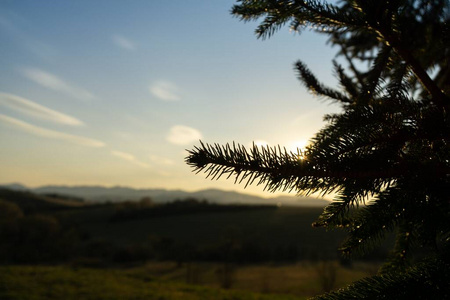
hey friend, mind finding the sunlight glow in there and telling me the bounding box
[288,139,310,161]
[253,140,269,148]
[288,139,309,153]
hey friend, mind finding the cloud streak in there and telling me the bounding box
[149,154,175,166]
[22,68,95,101]
[166,125,202,145]
[0,92,84,126]
[112,35,136,51]
[0,114,104,148]
[111,150,150,168]
[149,81,180,101]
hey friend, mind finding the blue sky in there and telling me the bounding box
[0,0,341,196]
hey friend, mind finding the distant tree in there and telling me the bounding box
[0,199,23,262]
[14,215,62,262]
[139,196,154,208]
[186,0,450,298]
[0,199,23,221]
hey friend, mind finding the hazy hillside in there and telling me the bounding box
[0,188,85,213]
[1,183,329,206]
[0,187,350,263]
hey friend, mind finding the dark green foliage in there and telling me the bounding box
[313,255,450,299]
[0,191,84,263]
[186,0,450,297]
[0,188,359,264]
[0,199,23,221]
[111,198,276,221]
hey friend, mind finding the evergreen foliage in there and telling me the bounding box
[186,0,450,298]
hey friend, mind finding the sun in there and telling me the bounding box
[289,139,309,153]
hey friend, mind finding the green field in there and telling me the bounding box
[0,262,380,300]
[0,264,302,300]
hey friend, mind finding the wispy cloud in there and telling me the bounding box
[149,81,180,101]
[111,150,150,168]
[21,68,95,101]
[112,34,136,51]
[0,92,83,126]
[166,125,202,145]
[149,154,175,166]
[0,114,104,147]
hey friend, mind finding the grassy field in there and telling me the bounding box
[0,262,380,300]
[0,264,305,300]
[137,261,379,297]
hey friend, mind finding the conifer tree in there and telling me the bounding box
[186,1,450,298]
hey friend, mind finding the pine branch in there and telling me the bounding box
[358,44,392,103]
[312,190,363,229]
[332,34,366,88]
[332,61,360,99]
[352,0,450,107]
[187,97,448,196]
[384,63,412,100]
[232,0,367,40]
[337,188,406,257]
[311,255,450,300]
[186,141,330,194]
[295,60,353,103]
[386,37,450,107]
[186,138,439,196]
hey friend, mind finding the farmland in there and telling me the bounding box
[0,188,388,299]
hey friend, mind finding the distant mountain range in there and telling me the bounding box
[0,183,329,207]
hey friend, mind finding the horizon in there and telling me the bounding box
[0,1,341,198]
[1,181,333,202]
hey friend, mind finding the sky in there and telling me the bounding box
[0,0,341,197]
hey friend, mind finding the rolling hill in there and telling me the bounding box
[1,183,329,206]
